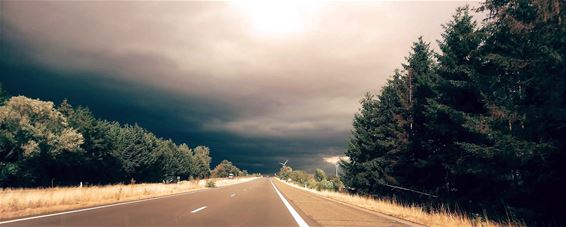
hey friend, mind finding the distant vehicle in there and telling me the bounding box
[162,176,179,184]
[228,173,234,179]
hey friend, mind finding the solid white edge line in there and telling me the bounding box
[190,206,207,213]
[0,177,261,225]
[271,179,309,227]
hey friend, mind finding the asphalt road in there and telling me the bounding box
[0,178,411,227]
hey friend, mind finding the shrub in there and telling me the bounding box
[314,169,326,182]
[307,179,318,189]
[206,180,216,188]
[317,179,333,191]
[328,176,344,191]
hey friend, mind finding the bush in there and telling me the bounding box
[206,180,216,188]
[314,169,326,182]
[328,176,344,191]
[317,179,333,191]
[307,179,318,189]
[289,170,312,186]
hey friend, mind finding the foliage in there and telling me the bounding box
[192,146,212,179]
[0,96,84,186]
[327,175,345,191]
[0,96,216,187]
[211,160,242,178]
[342,2,566,224]
[277,165,292,180]
[283,167,343,192]
[314,168,326,182]
[288,170,312,186]
[205,180,216,188]
[316,179,333,191]
[306,178,318,189]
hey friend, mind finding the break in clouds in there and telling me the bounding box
[0,1,478,173]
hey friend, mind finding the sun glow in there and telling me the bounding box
[233,0,322,36]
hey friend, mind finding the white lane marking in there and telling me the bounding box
[191,206,207,213]
[230,193,236,197]
[271,180,309,227]
[0,189,208,225]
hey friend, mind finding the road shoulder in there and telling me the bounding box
[273,179,423,227]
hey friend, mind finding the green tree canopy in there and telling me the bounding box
[211,160,242,178]
[193,146,212,179]
[314,168,326,182]
[0,96,84,186]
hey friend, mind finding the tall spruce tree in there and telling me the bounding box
[402,37,438,191]
[374,71,411,188]
[342,73,411,194]
[459,0,566,221]
[425,6,485,198]
[341,93,381,193]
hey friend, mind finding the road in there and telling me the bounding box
[0,178,413,226]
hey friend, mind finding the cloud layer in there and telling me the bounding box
[0,1,479,173]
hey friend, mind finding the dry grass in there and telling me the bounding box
[279,179,524,227]
[0,177,257,220]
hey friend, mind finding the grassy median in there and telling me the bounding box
[0,177,257,220]
[278,178,523,227]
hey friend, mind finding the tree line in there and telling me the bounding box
[278,165,344,192]
[342,0,564,224]
[0,90,216,187]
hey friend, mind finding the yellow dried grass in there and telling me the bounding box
[0,177,257,220]
[280,179,524,227]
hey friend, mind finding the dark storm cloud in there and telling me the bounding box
[0,1,480,173]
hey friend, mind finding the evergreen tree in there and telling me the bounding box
[425,6,485,197]
[59,101,124,184]
[340,0,564,223]
[377,71,411,187]
[460,0,566,220]
[342,75,411,194]
[402,37,438,191]
[341,93,381,193]
[110,124,162,182]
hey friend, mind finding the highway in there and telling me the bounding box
[0,178,413,226]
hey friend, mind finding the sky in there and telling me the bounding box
[0,1,480,174]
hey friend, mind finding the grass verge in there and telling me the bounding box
[277,178,524,227]
[0,177,257,220]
